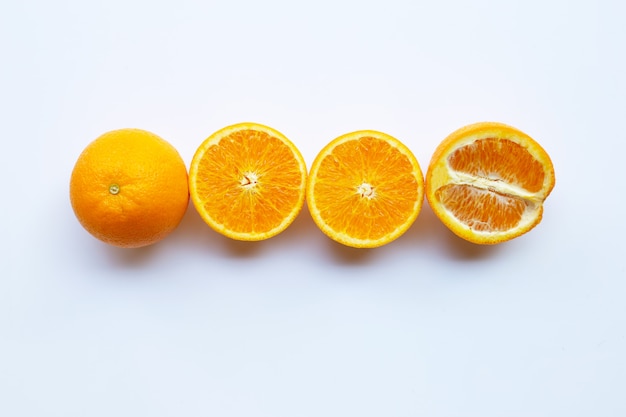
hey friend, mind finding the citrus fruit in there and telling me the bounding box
[425,122,555,245]
[70,128,189,248]
[189,122,307,241]
[307,130,424,248]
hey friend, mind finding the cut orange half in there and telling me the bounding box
[426,122,555,245]
[307,130,424,248]
[189,122,307,241]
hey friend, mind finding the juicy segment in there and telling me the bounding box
[193,129,304,236]
[436,184,529,232]
[437,138,544,234]
[448,138,545,193]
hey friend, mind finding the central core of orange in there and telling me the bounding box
[239,172,259,190]
[356,182,375,199]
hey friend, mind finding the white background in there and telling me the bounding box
[1,0,625,416]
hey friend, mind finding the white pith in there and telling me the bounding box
[356,182,376,199]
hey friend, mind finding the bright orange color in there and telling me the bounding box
[307,130,424,248]
[189,122,307,241]
[70,128,189,248]
[426,122,555,244]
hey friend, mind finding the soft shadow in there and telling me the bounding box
[404,202,449,248]
[406,202,503,261]
[157,203,218,253]
[220,238,265,258]
[444,232,503,260]
[326,240,377,265]
[103,240,162,268]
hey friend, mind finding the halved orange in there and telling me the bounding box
[426,122,555,245]
[307,130,424,248]
[189,122,307,241]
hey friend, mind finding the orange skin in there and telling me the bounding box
[70,129,189,248]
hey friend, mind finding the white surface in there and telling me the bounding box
[1,1,625,416]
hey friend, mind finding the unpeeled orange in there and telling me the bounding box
[426,122,555,244]
[70,128,189,248]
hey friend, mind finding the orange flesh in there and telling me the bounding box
[193,129,303,234]
[448,138,545,193]
[440,138,543,232]
[436,184,528,232]
[312,136,419,240]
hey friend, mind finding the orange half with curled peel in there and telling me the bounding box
[426,122,555,244]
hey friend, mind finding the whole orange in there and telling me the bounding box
[70,128,189,248]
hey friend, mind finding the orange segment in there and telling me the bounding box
[435,184,528,232]
[447,138,546,193]
[189,123,306,241]
[426,122,555,244]
[307,131,424,248]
